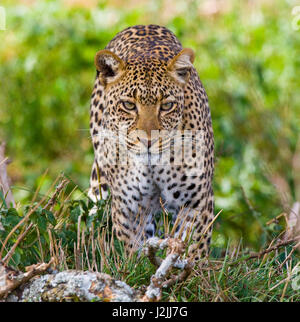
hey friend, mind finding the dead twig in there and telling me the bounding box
[44,178,69,211]
[0,258,54,299]
[247,237,300,260]
[226,236,300,268]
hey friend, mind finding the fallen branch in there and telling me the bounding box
[0,258,54,299]
[142,237,193,302]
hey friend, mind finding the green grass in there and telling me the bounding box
[1,176,299,302]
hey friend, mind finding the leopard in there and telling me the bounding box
[88,24,214,261]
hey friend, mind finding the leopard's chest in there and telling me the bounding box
[104,153,160,214]
[97,135,207,215]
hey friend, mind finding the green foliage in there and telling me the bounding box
[0,0,299,251]
[0,186,106,268]
[0,188,299,302]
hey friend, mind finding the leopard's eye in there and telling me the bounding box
[121,101,136,111]
[161,102,175,112]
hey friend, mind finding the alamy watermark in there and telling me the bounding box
[94,129,206,176]
[0,6,6,31]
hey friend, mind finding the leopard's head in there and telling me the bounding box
[95,48,194,154]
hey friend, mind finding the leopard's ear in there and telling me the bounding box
[95,50,125,86]
[168,48,195,85]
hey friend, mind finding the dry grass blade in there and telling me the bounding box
[0,176,68,261]
[0,175,66,259]
[2,223,33,264]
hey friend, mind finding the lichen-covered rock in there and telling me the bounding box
[6,270,137,302]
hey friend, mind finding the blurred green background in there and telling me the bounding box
[0,0,299,250]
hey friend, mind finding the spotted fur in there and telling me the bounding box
[89,25,214,260]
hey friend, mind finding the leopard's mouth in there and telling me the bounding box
[123,131,177,156]
[125,138,172,155]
